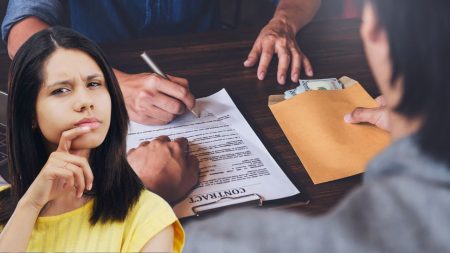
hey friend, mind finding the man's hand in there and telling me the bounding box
[344,96,390,131]
[244,18,313,85]
[243,0,322,85]
[127,136,199,205]
[115,71,195,125]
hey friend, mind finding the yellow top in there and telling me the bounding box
[0,186,184,252]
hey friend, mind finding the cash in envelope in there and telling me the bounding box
[284,78,343,99]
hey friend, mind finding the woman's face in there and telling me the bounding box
[35,48,111,152]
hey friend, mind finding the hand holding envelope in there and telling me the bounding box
[269,77,390,184]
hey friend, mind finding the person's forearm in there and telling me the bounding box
[273,0,322,33]
[7,17,49,59]
[0,197,41,251]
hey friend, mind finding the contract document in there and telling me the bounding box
[127,89,301,218]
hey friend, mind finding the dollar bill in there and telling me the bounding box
[284,78,344,100]
[284,88,297,99]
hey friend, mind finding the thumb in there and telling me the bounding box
[344,107,382,125]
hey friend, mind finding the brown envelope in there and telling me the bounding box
[268,78,390,184]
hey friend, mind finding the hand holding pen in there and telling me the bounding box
[141,52,199,118]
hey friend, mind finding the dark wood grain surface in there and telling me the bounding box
[0,18,379,215]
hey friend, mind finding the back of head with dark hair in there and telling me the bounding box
[0,27,144,225]
[370,0,450,165]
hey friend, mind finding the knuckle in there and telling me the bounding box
[80,156,89,165]
[165,113,177,122]
[147,73,160,84]
[353,108,371,120]
[139,141,151,147]
[279,38,288,46]
[76,165,84,174]
[170,143,182,153]
[265,34,277,42]
[171,102,184,114]
[136,92,150,107]
[280,52,291,61]
[152,139,163,146]
[77,176,85,184]
[61,131,69,139]
[169,140,182,148]
[154,140,169,150]
[180,77,189,86]
[351,108,363,118]
[287,42,297,50]
[176,86,189,99]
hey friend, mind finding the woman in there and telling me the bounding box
[184,0,450,252]
[0,27,184,252]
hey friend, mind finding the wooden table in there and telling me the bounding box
[0,18,379,215]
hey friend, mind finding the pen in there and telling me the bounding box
[140,52,199,118]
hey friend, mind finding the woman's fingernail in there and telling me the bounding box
[307,69,314,76]
[88,183,92,190]
[292,73,298,82]
[344,114,352,123]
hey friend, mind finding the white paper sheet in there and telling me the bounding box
[127,89,300,218]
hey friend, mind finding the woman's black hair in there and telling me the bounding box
[370,0,450,165]
[0,26,144,225]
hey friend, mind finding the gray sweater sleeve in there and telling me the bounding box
[183,173,449,253]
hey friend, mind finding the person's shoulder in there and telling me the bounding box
[136,190,172,209]
[127,190,176,222]
[335,169,449,232]
[122,190,183,252]
[328,170,450,252]
[366,135,450,180]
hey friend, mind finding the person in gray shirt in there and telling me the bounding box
[184,0,450,252]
